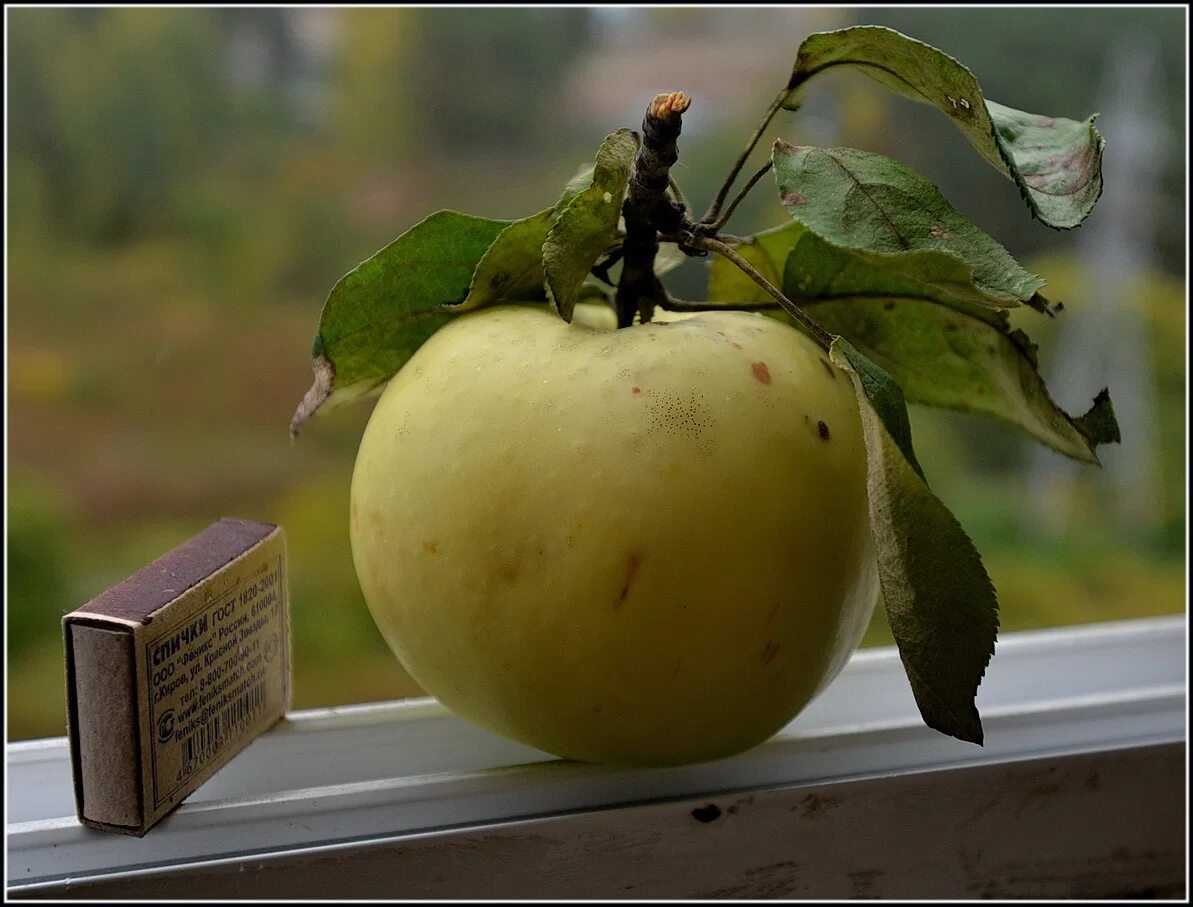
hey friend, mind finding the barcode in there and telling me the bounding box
[180,681,268,773]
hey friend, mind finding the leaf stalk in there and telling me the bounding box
[699,91,786,226]
[681,234,835,351]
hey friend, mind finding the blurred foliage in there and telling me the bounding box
[9,9,230,244]
[6,473,75,654]
[407,10,594,153]
[6,8,1186,740]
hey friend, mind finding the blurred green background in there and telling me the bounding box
[7,8,1186,740]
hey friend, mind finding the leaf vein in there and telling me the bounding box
[812,148,913,251]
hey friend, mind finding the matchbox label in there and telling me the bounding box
[143,543,287,808]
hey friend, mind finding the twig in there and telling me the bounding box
[686,235,835,351]
[704,161,773,232]
[617,91,691,327]
[667,175,690,214]
[700,91,785,226]
[701,231,751,246]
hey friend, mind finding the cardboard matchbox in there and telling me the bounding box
[62,518,291,836]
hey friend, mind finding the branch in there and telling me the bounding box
[667,175,690,214]
[684,235,835,351]
[616,91,690,328]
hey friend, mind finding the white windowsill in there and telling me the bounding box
[6,615,1186,897]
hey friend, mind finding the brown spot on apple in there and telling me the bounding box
[632,386,641,394]
[423,540,440,555]
[762,641,781,665]
[817,420,831,440]
[616,553,641,608]
[496,556,521,583]
[751,361,772,385]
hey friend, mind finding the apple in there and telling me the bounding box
[349,303,878,765]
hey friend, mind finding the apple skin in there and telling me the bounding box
[350,303,878,766]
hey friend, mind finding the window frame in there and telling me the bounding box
[6,615,1187,898]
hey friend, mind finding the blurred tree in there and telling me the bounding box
[6,474,75,657]
[8,9,230,244]
[405,9,594,155]
[333,8,419,167]
[1025,33,1170,540]
[220,7,299,100]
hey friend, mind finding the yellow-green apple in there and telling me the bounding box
[350,303,877,765]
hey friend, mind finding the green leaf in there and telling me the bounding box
[772,142,1046,308]
[450,156,647,315]
[783,224,1037,316]
[810,297,1121,463]
[782,25,1104,229]
[559,163,595,208]
[831,339,923,480]
[1073,388,1121,448]
[290,210,508,436]
[449,207,557,312]
[709,219,1020,320]
[544,128,639,322]
[708,223,1033,327]
[829,337,998,745]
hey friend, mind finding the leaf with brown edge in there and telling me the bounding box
[290,210,508,436]
[782,25,1104,229]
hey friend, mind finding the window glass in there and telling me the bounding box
[8,7,1185,740]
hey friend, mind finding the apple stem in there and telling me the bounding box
[616,92,692,329]
[615,93,801,330]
